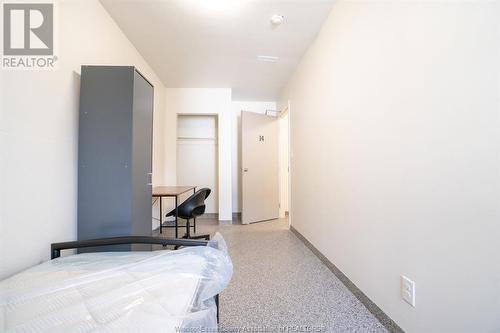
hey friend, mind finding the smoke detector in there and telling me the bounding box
[270,15,284,26]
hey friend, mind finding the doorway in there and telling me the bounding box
[241,108,290,225]
[241,111,279,224]
[176,115,219,215]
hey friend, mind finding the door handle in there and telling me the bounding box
[147,173,152,186]
[243,168,248,173]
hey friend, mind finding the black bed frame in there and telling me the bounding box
[50,236,220,323]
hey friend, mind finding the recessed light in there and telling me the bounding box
[257,55,279,63]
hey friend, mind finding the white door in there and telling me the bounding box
[241,111,279,224]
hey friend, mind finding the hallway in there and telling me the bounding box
[157,218,387,332]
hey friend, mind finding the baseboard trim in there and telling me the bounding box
[290,226,405,333]
[197,213,218,219]
[232,212,241,221]
[199,213,240,224]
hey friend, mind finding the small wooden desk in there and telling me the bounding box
[152,186,196,237]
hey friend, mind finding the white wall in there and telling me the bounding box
[280,1,500,332]
[0,0,166,279]
[166,88,232,221]
[177,115,218,213]
[231,101,276,213]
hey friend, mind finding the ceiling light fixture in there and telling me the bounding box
[257,55,279,63]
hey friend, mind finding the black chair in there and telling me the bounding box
[166,188,211,240]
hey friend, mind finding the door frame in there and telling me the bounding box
[278,101,291,227]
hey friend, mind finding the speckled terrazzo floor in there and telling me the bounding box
[154,218,387,333]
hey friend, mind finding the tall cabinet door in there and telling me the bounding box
[131,70,154,236]
[78,66,135,243]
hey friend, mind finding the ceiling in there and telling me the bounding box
[99,0,335,101]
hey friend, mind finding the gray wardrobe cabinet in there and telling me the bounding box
[78,66,153,250]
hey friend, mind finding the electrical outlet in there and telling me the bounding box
[401,276,415,307]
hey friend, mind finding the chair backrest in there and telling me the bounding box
[177,188,211,219]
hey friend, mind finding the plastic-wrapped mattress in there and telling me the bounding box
[0,233,232,333]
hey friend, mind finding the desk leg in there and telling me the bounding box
[159,197,162,234]
[175,196,178,238]
[193,188,197,234]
